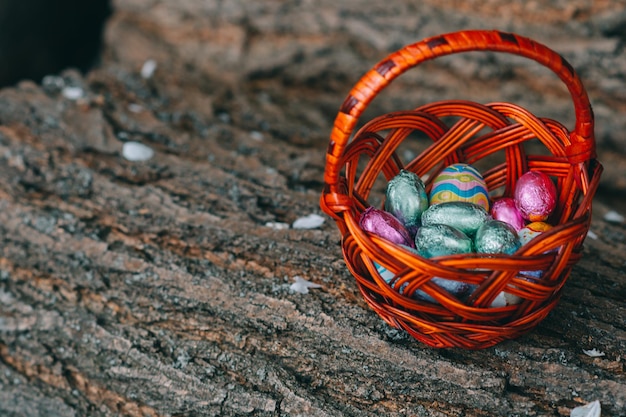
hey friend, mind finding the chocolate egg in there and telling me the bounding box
[514,171,557,222]
[429,163,490,210]
[359,207,414,247]
[518,222,554,280]
[518,221,553,246]
[384,169,429,228]
[414,224,474,258]
[490,197,525,231]
[376,245,472,303]
[475,220,521,255]
[417,277,473,303]
[474,220,523,308]
[421,201,490,237]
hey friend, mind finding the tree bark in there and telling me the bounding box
[1,1,625,416]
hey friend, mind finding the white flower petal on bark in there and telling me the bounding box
[292,214,325,229]
[582,348,605,358]
[122,141,154,162]
[570,400,601,417]
[290,276,322,294]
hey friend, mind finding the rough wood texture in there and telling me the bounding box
[1,1,625,416]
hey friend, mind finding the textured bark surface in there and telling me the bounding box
[1,1,625,416]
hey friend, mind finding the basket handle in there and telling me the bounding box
[323,30,595,194]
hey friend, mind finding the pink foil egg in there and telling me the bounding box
[514,171,557,222]
[490,197,525,230]
[359,207,415,248]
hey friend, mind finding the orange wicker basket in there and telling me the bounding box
[320,30,603,349]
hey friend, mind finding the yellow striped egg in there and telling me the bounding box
[429,163,490,210]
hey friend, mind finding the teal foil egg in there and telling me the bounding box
[421,201,490,237]
[474,220,523,307]
[374,244,472,303]
[429,163,490,210]
[414,224,474,258]
[385,170,429,228]
[475,220,521,255]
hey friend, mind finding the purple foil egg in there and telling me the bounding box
[359,207,415,248]
[514,171,557,222]
[490,197,525,231]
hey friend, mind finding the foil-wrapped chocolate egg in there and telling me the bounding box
[376,245,472,303]
[475,220,521,255]
[490,197,525,231]
[359,207,414,248]
[384,169,429,229]
[518,221,553,246]
[429,163,490,210]
[414,224,474,258]
[518,221,554,280]
[514,171,557,222]
[421,201,490,237]
[475,221,523,308]
[417,277,473,303]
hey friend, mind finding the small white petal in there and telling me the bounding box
[141,59,157,79]
[250,131,264,141]
[292,214,325,229]
[122,141,154,161]
[582,348,605,358]
[604,210,624,223]
[264,221,290,230]
[586,230,598,240]
[570,400,601,417]
[62,86,84,100]
[289,276,322,294]
[128,103,144,113]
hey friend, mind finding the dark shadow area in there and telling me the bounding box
[0,0,112,87]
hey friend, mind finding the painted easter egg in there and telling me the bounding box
[384,169,429,229]
[518,221,553,246]
[514,171,557,222]
[429,163,490,210]
[414,224,474,258]
[474,220,521,255]
[490,197,525,231]
[421,201,490,237]
[359,207,414,248]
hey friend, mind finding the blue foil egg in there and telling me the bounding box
[374,244,472,303]
[421,201,490,237]
[384,169,429,229]
[475,220,521,255]
[414,224,474,258]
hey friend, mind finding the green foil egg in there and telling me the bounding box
[420,201,490,237]
[475,220,521,255]
[414,224,474,258]
[384,169,429,228]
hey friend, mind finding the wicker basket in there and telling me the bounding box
[320,30,603,349]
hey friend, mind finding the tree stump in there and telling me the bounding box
[1,1,625,416]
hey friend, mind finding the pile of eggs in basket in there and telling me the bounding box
[359,163,558,307]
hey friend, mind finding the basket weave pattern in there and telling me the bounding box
[320,30,603,349]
